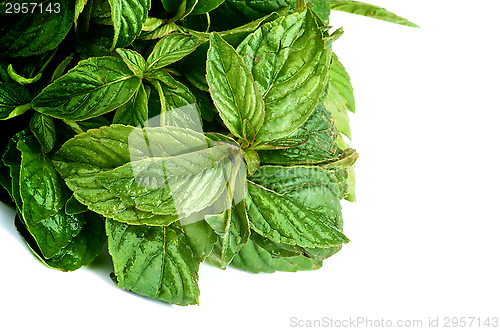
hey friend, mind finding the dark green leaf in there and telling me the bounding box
[65,195,88,215]
[17,137,69,223]
[16,212,107,272]
[0,82,31,121]
[29,113,56,153]
[191,0,224,15]
[0,0,75,57]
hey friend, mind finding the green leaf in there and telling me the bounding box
[115,48,146,77]
[146,33,202,71]
[151,79,202,127]
[308,0,331,25]
[0,0,75,57]
[2,130,31,211]
[65,195,88,215]
[207,33,265,140]
[53,125,218,225]
[246,165,348,247]
[230,238,322,273]
[258,102,339,164]
[242,149,260,175]
[23,209,86,259]
[205,200,250,267]
[329,1,419,28]
[208,0,294,31]
[16,212,107,272]
[32,56,142,121]
[144,69,177,87]
[191,0,224,15]
[237,10,328,143]
[113,83,149,127]
[29,113,56,153]
[0,82,31,120]
[108,0,151,48]
[51,53,75,83]
[106,219,201,305]
[7,64,42,85]
[328,52,355,113]
[182,220,217,261]
[17,137,69,223]
[96,143,242,219]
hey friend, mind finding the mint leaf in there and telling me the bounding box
[0,82,31,121]
[207,33,265,140]
[106,219,202,305]
[32,56,142,121]
[330,1,420,28]
[258,102,339,164]
[108,0,151,48]
[229,239,322,273]
[29,113,56,153]
[237,10,328,143]
[0,0,75,57]
[246,165,348,248]
[146,33,202,71]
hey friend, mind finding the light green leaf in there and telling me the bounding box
[151,79,202,127]
[328,52,355,113]
[258,102,338,164]
[146,33,202,71]
[0,0,75,57]
[246,165,348,247]
[7,64,42,85]
[32,56,142,121]
[116,48,146,77]
[230,239,322,273]
[205,200,250,267]
[108,0,151,48]
[96,143,242,218]
[29,113,56,153]
[53,125,217,225]
[330,0,419,28]
[242,149,260,175]
[106,219,201,305]
[0,82,31,121]
[113,83,149,127]
[237,10,328,143]
[182,220,217,261]
[308,0,330,24]
[207,33,265,140]
[144,69,177,87]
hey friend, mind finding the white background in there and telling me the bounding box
[1,1,499,330]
